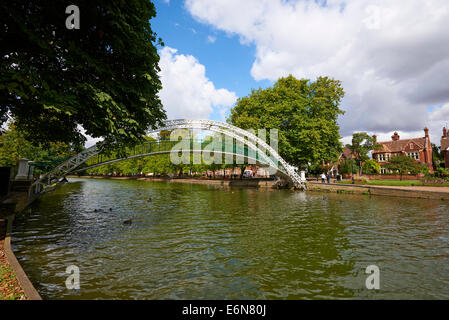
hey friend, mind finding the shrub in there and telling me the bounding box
[362,159,380,174]
[435,167,449,178]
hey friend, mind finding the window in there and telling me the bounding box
[381,168,387,174]
[410,143,414,149]
[379,153,386,161]
[407,152,419,160]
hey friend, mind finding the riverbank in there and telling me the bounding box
[69,175,449,200]
[0,218,26,300]
[67,175,280,188]
[308,181,449,200]
[1,188,42,300]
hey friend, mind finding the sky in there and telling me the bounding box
[94,0,449,147]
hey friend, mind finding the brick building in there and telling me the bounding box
[371,128,433,173]
[441,127,449,168]
[340,146,356,161]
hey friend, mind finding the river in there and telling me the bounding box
[11,178,449,299]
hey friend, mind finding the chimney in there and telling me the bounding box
[372,134,377,143]
[424,127,429,138]
[443,127,447,138]
[391,132,400,141]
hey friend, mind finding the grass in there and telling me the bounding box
[336,179,449,187]
[337,180,421,186]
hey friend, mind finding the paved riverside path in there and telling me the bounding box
[307,180,449,200]
[309,181,449,193]
[362,184,449,193]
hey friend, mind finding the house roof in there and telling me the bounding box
[340,146,355,159]
[372,137,426,154]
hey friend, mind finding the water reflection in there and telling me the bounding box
[11,178,449,299]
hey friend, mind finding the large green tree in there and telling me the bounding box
[228,75,345,169]
[346,132,381,175]
[1,0,166,146]
[0,122,80,168]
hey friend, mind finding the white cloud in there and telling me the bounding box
[77,125,102,148]
[207,35,216,43]
[429,103,449,122]
[185,0,449,141]
[158,47,237,120]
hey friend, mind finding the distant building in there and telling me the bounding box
[340,146,356,161]
[441,127,449,168]
[371,128,433,173]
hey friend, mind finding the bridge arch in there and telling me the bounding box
[30,119,304,193]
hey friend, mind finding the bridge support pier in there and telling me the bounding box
[15,159,33,181]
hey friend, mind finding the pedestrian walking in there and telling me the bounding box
[326,172,331,184]
[321,172,326,184]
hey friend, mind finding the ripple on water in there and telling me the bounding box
[10,178,449,299]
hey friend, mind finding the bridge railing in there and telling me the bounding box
[81,138,291,175]
[30,119,305,192]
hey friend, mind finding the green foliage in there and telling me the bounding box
[385,155,429,176]
[432,143,445,168]
[362,159,380,174]
[338,159,358,174]
[83,137,260,178]
[1,0,166,146]
[346,132,381,175]
[0,122,80,169]
[228,75,345,168]
[434,167,449,178]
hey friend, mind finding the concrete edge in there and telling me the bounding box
[322,182,449,195]
[68,175,280,188]
[308,182,449,200]
[4,215,42,300]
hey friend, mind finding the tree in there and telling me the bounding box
[0,122,80,168]
[338,159,358,175]
[228,75,345,169]
[432,143,445,168]
[362,159,381,174]
[346,133,381,175]
[384,155,428,180]
[1,0,166,146]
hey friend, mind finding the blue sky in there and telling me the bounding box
[152,0,271,121]
[152,0,272,96]
[146,0,449,147]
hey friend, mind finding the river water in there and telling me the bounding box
[11,178,449,299]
